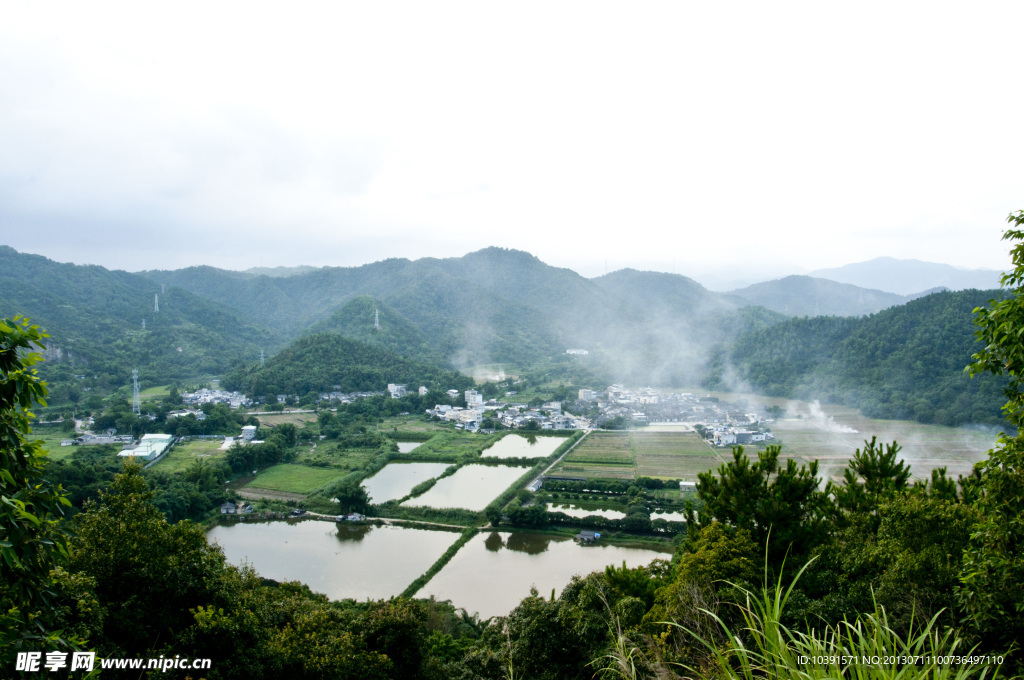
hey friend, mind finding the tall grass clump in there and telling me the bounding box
[667,562,1003,680]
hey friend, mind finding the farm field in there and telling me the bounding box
[375,415,449,433]
[409,432,501,460]
[155,438,232,474]
[254,411,318,428]
[31,433,76,461]
[139,384,171,398]
[632,431,722,479]
[293,443,376,472]
[555,431,633,479]
[244,463,348,495]
[551,431,721,480]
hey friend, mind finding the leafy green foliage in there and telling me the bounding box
[0,316,74,660]
[68,464,229,655]
[687,444,829,563]
[957,209,1024,660]
[833,437,911,530]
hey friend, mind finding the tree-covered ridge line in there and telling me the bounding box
[223,332,476,399]
[0,246,284,405]
[708,288,1009,426]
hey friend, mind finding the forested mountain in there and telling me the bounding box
[810,257,1002,295]
[728,275,911,316]
[222,333,474,398]
[0,247,281,400]
[141,248,779,383]
[2,243,1011,428]
[304,296,444,365]
[708,289,1009,426]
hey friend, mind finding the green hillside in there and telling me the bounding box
[305,295,443,364]
[713,289,1009,426]
[223,333,474,398]
[0,247,282,402]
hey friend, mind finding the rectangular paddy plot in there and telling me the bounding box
[552,430,721,480]
[209,521,460,601]
[402,464,528,511]
[632,431,721,479]
[481,434,567,459]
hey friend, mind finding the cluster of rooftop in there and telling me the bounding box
[582,386,773,435]
[182,388,251,409]
[429,390,590,433]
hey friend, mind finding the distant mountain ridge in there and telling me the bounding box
[728,275,912,317]
[809,257,1002,295]
[139,248,779,384]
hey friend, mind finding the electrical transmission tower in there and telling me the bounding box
[141,319,146,329]
[132,369,141,416]
[374,308,381,331]
[260,349,265,368]
[154,294,159,313]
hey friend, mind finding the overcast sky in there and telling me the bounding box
[1,2,1022,282]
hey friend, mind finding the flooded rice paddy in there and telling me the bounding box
[481,434,567,459]
[403,464,528,511]
[208,520,459,601]
[362,462,451,503]
[416,531,669,618]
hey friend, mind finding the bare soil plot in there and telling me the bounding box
[236,488,307,502]
[375,416,448,432]
[254,411,318,428]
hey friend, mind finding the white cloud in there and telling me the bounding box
[0,1,1021,275]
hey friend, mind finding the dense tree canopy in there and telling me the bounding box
[0,317,73,662]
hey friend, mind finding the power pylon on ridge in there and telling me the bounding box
[132,369,141,416]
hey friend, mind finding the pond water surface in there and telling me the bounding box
[396,442,423,453]
[546,503,625,520]
[416,531,669,618]
[207,520,458,600]
[482,434,567,459]
[362,462,451,503]
[403,464,528,511]
[650,510,686,522]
